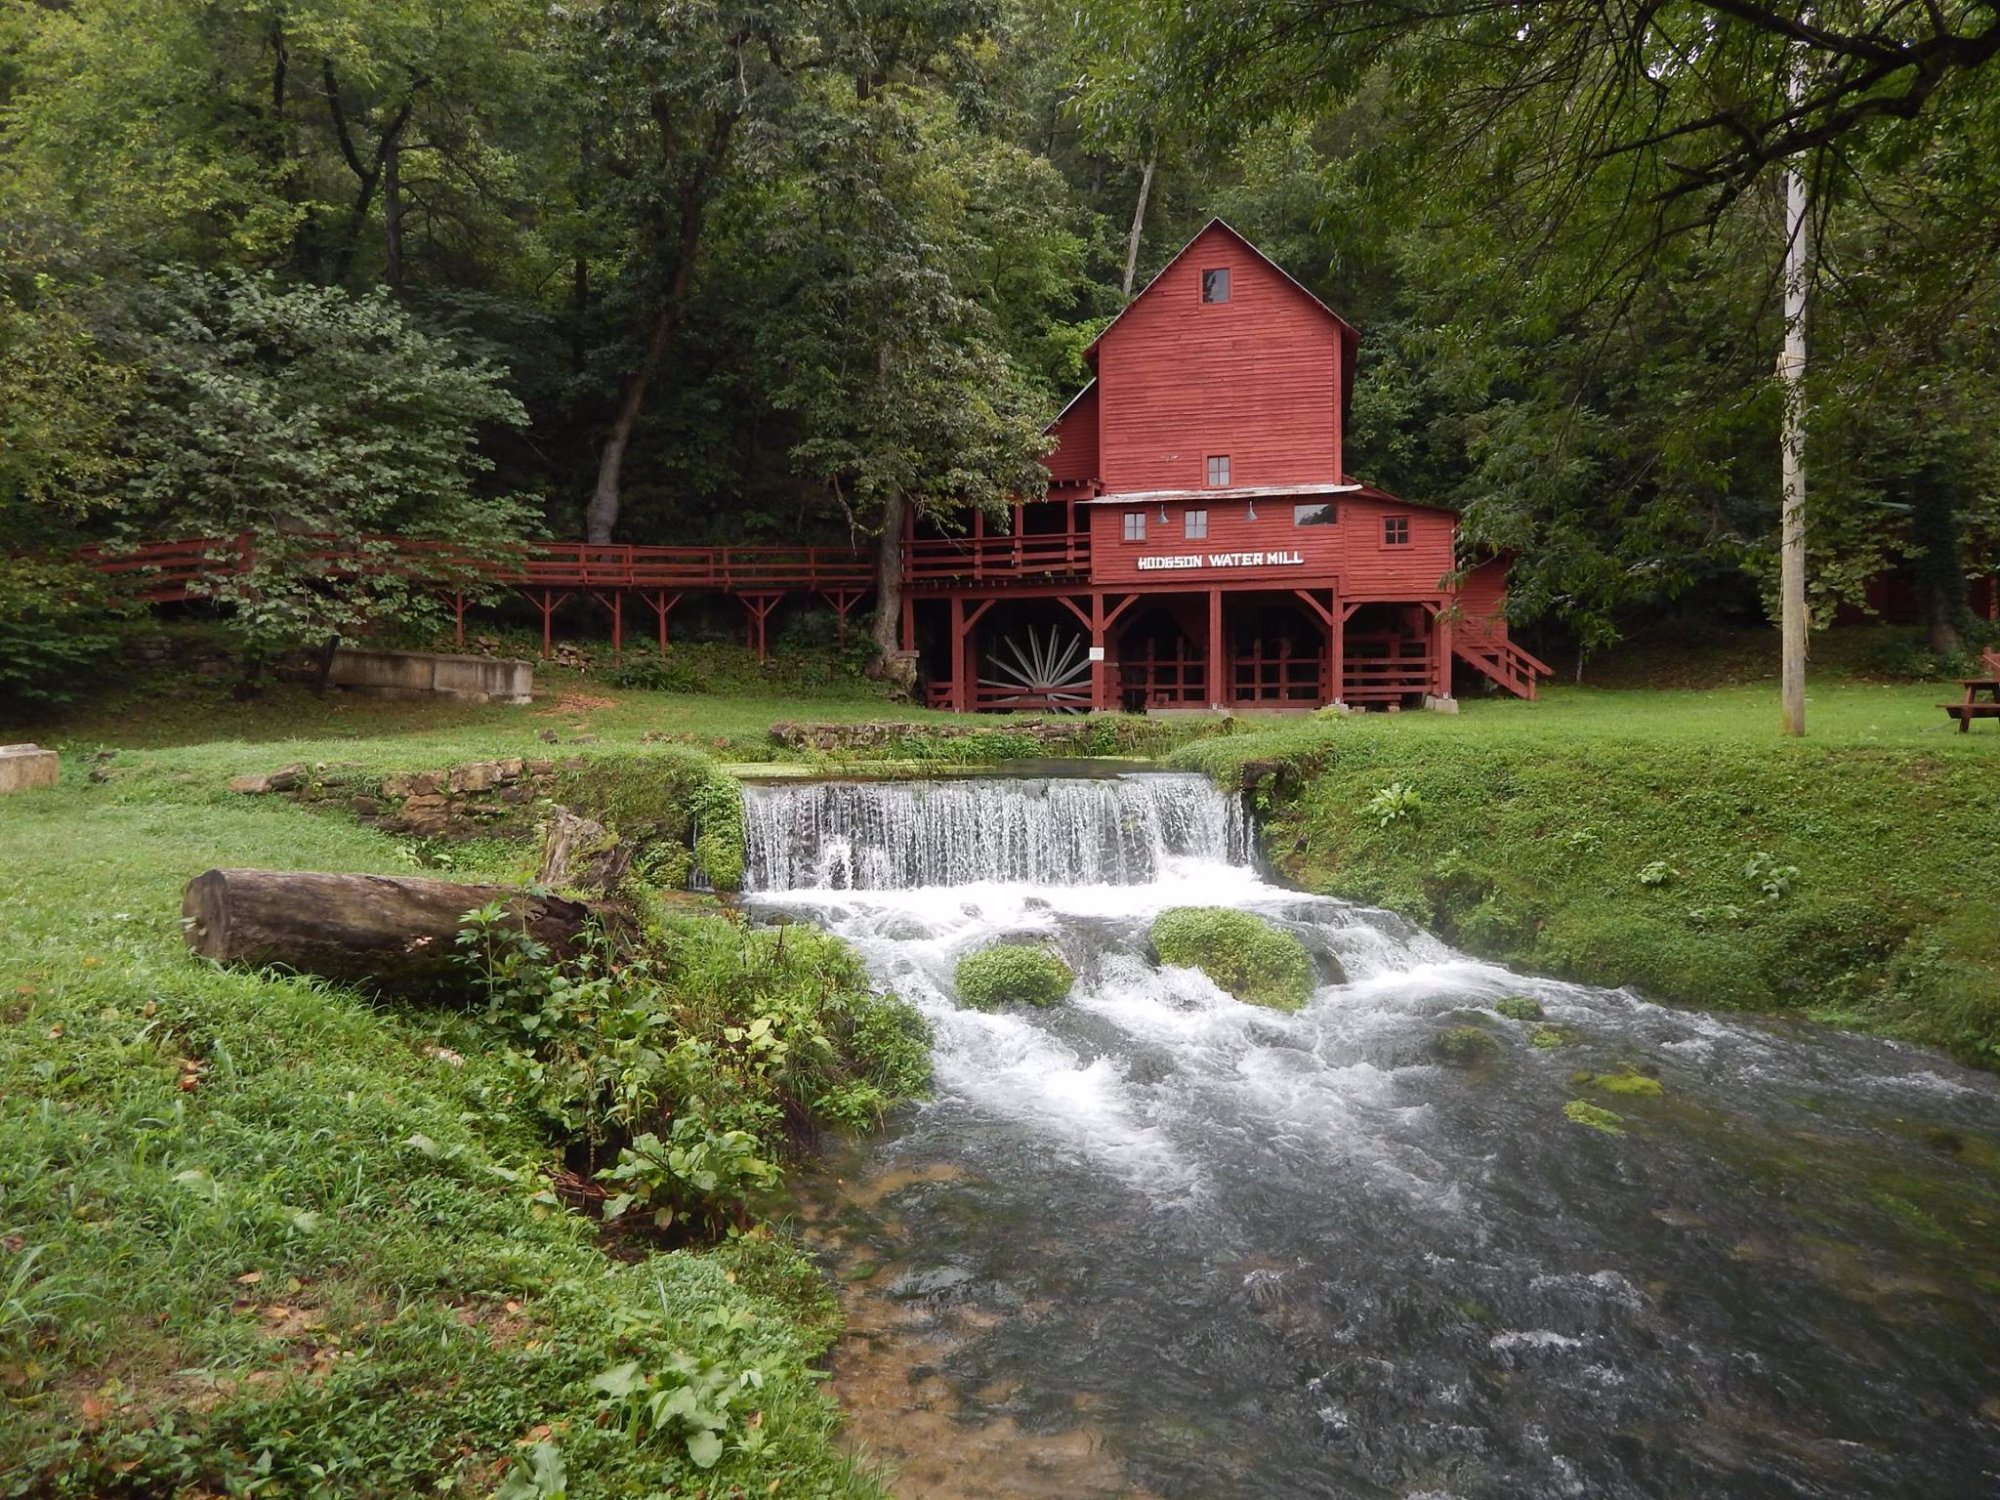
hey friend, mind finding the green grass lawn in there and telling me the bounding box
[0,766,892,1497]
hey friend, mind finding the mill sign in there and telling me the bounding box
[1134,550,1307,572]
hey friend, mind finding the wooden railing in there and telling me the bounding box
[514,542,872,589]
[1232,642,1323,703]
[1452,634,1553,701]
[903,531,1090,584]
[1343,635,1434,702]
[1119,643,1206,708]
[83,531,1103,600]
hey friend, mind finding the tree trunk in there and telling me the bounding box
[1122,158,1156,297]
[182,868,607,997]
[585,302,677,543]
[383,135,404,290]
[1776,67,1809,737]
[869,488,912,690]
[311,633,341,697]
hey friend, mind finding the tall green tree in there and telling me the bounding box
[111,270,536,666]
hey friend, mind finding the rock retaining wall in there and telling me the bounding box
[232,757,572,840]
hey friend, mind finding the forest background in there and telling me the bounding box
[3,0,1997,678]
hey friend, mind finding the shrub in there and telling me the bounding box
[0,556,129,702]
[605,650,712,693]
[954,944,1075,1010]
[1149,907,1316,1011]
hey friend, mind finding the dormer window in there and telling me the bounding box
[1201,268,1230,304]
[1206,455,1231,487]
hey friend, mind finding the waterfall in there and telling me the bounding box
[740,771,1248,892]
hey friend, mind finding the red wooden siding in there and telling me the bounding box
[1087,493,1452,594]
[1458,557,1511,642]
[1045,382,1099,486]
[1094,224,1342,495]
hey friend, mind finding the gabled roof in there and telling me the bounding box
[1077,218,1361,426]
[1046,377,1096,431]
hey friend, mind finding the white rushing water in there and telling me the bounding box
[743,771,2000,1499]
[741,771,1247,891]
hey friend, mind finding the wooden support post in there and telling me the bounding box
[1207,589,1225,711]
[820,590,863,649]
[644,591,682,655]
[741,593,783,661]
[526,589,571,660]
[900,593,915,653]
[1090,594,1108,711]
[1330,595,1343,706]
[1434,604,1453,698]
[949,596,967,712]
[451,592,467,650]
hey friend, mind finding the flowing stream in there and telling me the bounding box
[742,772,2000,1499]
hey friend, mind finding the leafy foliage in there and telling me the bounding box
[106,270,536,656]
[0,557,130,702]
[457,906,931,1225]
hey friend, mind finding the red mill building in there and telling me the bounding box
[900,220,1548,711]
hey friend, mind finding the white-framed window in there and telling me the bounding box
[1294,502,1338,526]
[1123,511,1147,542]
[1184,509,1208,540]
[1383,515,1411,545]
[1206,455,1231,487]
[1201,267,1231,303]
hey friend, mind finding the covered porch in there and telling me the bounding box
[915,586,1460,713]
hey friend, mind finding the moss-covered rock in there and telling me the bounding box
[1564,1099,1626,1135]
[1433,1025,1501,1067]
[1578,1067,1664,1097]
[1149,907,1316,1011]
[1493,994,1544,1022]
[1529,1024,1582,1050]
[955,943,1075,1010]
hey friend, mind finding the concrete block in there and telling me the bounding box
[329,648,533,705]
[1422,695,1460,715]
[0,744,59,794]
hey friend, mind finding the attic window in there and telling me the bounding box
[1383,516,1411,546]
[1201,267,1231,303]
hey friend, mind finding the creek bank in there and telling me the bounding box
[1175,729,2000,1067]
[226,747,750,890]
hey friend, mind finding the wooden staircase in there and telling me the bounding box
[1453,636,1553,700]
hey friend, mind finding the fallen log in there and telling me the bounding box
[182,868,608,996]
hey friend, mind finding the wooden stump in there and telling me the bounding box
[182,868,604,996]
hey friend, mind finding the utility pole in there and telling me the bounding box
[1778,68,1810,737]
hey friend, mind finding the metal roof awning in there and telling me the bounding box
[1081,482,1364,505]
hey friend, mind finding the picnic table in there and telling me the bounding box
[1940,679,2000,733]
